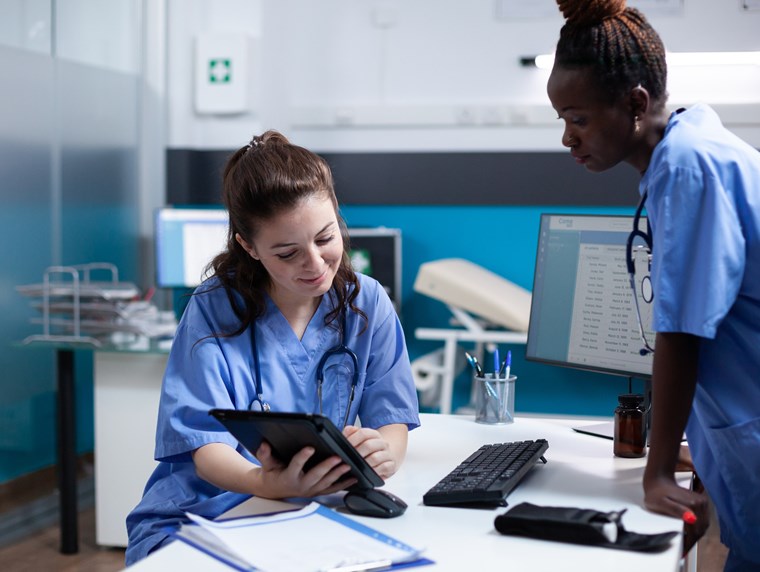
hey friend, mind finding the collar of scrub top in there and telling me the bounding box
[626,190,656,356]
[249,310,360,429]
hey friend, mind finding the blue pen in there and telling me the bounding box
[493,348,500,376]
[465,351,483,377]
[505,350,512,379]
[472,355,484,377]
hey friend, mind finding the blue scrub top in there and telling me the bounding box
[125,273,420,564]
[640,104,760,563]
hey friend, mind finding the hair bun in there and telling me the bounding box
[556,0,627,27]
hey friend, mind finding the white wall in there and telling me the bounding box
[165,0,760,152]
[166,0,263,150]
[55,0,140,73]
[0,0,140,69]
[0,0,50,54]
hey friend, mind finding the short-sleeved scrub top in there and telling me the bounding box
[641,103,760,565]
[125,273,420,565]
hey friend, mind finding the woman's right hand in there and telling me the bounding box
[252,441,357,499]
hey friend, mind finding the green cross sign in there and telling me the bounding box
[350,249,373,276]
[208,59,231,84]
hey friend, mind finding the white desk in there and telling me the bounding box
[124,413,685,571]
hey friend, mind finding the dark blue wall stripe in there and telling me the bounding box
[166,149,641,206]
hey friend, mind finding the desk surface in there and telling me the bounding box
[125,413,684,571]
[16,337,172,354]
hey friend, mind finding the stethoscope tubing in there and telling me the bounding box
[627,190,656,356]
[249,310,359,428]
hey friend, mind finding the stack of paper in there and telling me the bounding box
[171,502,430,572]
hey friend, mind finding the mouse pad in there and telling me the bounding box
[210,409,383,490]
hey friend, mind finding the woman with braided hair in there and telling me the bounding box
[547,1,760,569]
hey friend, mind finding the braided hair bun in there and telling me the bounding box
[557,0,627,27]
[552,0,667,104]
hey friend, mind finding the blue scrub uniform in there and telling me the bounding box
[125,273,420,564]
[640,104,760,567]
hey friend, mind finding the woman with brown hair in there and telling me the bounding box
[125,130,420,564]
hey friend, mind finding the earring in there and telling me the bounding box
[634,116,641,134]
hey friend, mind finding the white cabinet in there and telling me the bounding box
[94,351,167,547]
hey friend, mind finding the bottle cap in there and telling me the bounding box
[618,393,644,407]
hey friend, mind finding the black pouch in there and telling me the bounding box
[494,502,679,552]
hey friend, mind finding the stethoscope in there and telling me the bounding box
[248,311,360,429]
[626,190,656,356]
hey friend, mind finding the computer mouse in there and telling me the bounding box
[343,488,408,518]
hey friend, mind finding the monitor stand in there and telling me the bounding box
[572,421,615,440]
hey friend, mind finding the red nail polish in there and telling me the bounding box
[682,510,697,525]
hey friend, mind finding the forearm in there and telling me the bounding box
[644,332,700,482]
[642,332,710,550]
[377,423,409,468]
[192,442,260,495]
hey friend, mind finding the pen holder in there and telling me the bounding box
[474,374,516,425]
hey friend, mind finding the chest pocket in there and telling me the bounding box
[319,359,356,426]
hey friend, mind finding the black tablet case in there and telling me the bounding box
[210,409,383,490]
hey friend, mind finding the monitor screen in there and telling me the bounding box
[526,214,654,378]
[155,208,228,288]
[347,228,401,308]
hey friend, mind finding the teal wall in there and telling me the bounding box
[341,205,649,417]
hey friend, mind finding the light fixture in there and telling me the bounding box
[517,55,549,69]
[520,51,760,70]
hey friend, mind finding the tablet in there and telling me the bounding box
[210,409,384,490]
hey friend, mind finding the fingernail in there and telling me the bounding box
[682,510,697,525]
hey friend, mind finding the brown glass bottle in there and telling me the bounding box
[613,394,647,458]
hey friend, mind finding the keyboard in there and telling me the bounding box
[422,439,549,507]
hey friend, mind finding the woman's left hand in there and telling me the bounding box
[342,426,399,480]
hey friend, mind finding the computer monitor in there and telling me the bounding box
[347,228,402,309]
[526,213,655,379]
[155,207,228,288]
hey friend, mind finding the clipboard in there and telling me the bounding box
[168,502,433,572]
[210,409,384,490]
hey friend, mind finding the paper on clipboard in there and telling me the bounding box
[176,502,428,572]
